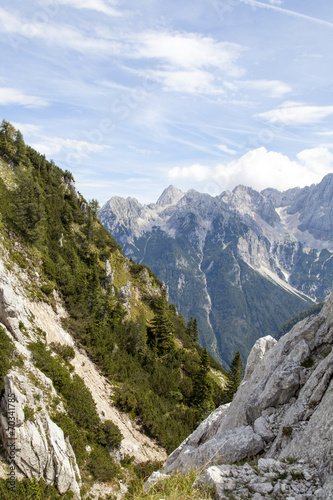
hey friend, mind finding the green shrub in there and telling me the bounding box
[0,477,74,499]
[282,426,292,436]
[23,406,35,421]
[0,326,15,392]
[301,356,314,368]
[98,420,123,449]
[41,283,54,295]
[87,445,119,482]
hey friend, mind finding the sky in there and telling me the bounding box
[1,0,333,205]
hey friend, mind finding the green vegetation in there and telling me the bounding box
[126,468,215,500]
[275,302,324,340]
[225,351,243,401]
[0,120,228,459]
[0,477,74,499]
[0,327,16,393]
[301,356,314,368]
[282,426,293,437]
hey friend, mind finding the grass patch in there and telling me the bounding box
[126,469,215,500]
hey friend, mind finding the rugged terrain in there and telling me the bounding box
[0,121,227,498]
[100,176,333,366]
[147,291,333,499]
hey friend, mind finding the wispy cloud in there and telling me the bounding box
[236,79,292,98]
[42,0,122,17]
[217,144,238,155]
[167,147,333,192]
[13,122,111,157]
[241,0,333,28]
[0,87,48,108]
[30,136,111,157]
[257,102,333,125]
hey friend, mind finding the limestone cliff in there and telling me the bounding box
[153,293,333,499]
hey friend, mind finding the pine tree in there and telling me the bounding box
[151,307,175,356]
[191,348,214,418]
[226,351,243,401]
[14,130,26,165]
[186,316,199,342]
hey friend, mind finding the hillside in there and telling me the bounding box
[0,120,227,498]
[99,180,333,366]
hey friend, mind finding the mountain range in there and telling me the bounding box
[99,175,333,367]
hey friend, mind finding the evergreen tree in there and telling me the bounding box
[191,348,214,418]
[0,120,16,163]
[14,130,26,165]
[186,316,199,342]
[226,351,243,400]
[151,306,175,356]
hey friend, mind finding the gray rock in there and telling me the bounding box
[0,262,27,343]
[244,335,277,381]
[164,426,264,472]
[143,470,169,492]
[0,369,81,499]
[105,259,114,287]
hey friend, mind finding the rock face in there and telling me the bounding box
[0,366,81,499]
[118,281,132,314]
[100,177,333,366]
[0,261,28,344]
[159,292,333,499]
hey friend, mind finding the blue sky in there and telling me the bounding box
[1,0,333,205]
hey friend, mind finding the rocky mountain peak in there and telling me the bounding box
[156,185,184,207]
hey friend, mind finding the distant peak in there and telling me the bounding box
[156,185,184,207]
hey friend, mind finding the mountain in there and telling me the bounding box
[148,291,333,499]
[0,121,227,498]
[99,177,333,367]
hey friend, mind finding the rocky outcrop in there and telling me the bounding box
[105,259,114,287]
[157,292,333,499]
[0,261,28,344]
[118,281,132,314]
[0,367,81,499]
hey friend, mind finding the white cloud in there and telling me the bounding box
[269,0,283,5]
[150,68,223,95]
[241,0,333,28]
[257,101,333,125]
[30,136,111,157]
[134,32,243,76]
[217,144,237,155]
[0,7,122,53]
[167,147,333,192]
[11,122,43,135]
[169,164,213,182]
[42,0,121,16]
[237,79,292,98]
[0,87,48,108]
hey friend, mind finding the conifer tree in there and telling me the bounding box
[186,316,199,341]
[191,348,214,417]
[151,306,175,356]
[226,351,243,401]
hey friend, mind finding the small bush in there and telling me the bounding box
[50,342,75,362]
[87,445,120,482]
[291,471,305,480]
[41,283,54,296]
[301,356,314,368]
[23,406,35,421]
[282,426,292,437]
[98,420,123,449]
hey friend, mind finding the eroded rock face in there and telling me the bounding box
[118,281,132,314]
[0,262,27,343]
[0,369,81,499]
[160,293,333,498]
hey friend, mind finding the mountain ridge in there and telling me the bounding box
[100,175,333,366]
